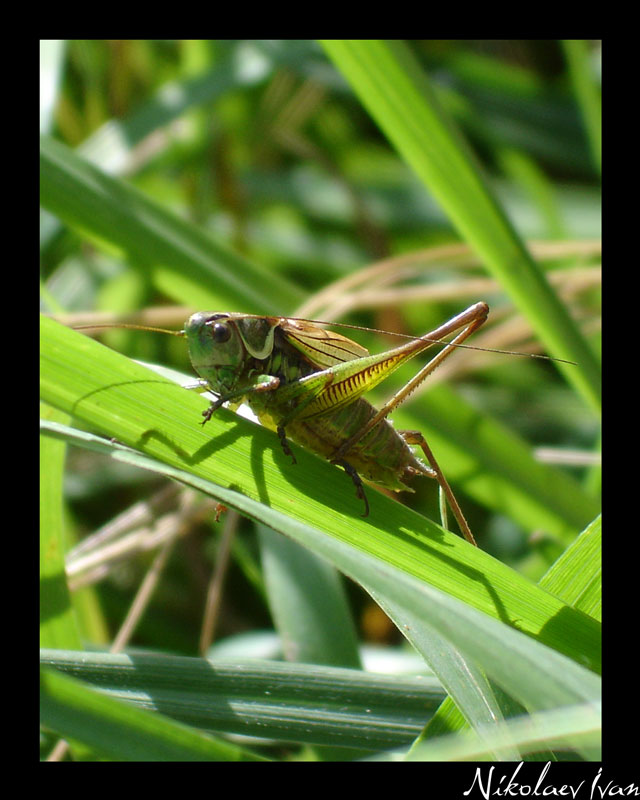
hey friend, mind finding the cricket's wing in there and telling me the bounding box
[280,318,370,368]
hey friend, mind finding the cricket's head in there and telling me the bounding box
[184,312,279,389]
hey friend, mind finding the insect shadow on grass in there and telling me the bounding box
[412,531,515,627]
[73,378,489,546]
[73,376,349,513]
[137,417,272,510]
[538,606,601,675]
[71,377,260,490]
[138,414,373,518]
[73,377,483,534]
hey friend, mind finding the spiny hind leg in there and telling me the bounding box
[334,459,369,518]
[399,430,438,480]
[399,430,477,547]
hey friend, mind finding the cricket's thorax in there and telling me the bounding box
[263,327,319,384]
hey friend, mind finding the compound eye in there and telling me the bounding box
[211,322,231,343]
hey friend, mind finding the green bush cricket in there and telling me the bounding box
[75,302,573,547]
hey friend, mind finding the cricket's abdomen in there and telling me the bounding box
[248,393,428,492]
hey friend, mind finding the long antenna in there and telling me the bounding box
[73,323,185,337]
[72,316,576,365]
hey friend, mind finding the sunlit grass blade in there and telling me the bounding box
[40,404,82,651]
[320,40,600,413]
[40,315,600,676]
[398,703,601,761]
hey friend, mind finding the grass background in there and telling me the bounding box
[40,40,601,763]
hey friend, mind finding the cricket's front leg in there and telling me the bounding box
[201,396,226,425]
[201,375,281,426]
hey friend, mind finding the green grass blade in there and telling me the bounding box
[405,702,601,761]
[320,40,600,413]
[258,525,362,668]
[42,650,445,750]
[40,317,600,678]
[41,666,266,761]
[40,404,82,651]
[374,593,522,761]
[39,134,303,312]
[42,419,601,735]
[561,40,601,175]
[423,513,601,742]
[540,515,601,621]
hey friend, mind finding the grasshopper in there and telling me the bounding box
[78,302,499,546]
[187,303,495,546]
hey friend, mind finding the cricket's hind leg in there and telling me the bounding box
[334,459,370,518]
[399,430,477,547]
